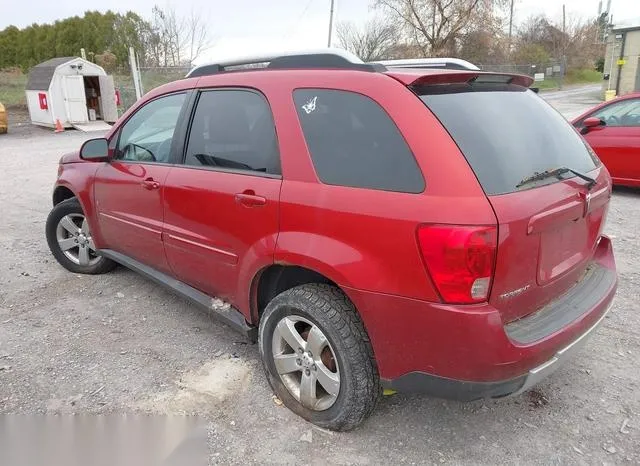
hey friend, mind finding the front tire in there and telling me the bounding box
[259,284,381,431]
[46,198,116,275]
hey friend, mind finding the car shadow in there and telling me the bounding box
[612,185,640,198]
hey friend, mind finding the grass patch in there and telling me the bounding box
[0,71,27,107]
[565,68,603,84]
[534,79,561,90]
[534,69,602,92]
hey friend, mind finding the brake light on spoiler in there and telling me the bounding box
[387,70,535,88]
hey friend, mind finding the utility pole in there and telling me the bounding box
[508,0,515,57]
[561,4,566,89]
[608,25,617,91]
[327,0,335,47]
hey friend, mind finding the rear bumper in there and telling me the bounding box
[512,303,611,396]
[345,235,617,398]
[381,301,612,400]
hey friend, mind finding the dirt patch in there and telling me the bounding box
[6,106,29,127]
[135,359,253,415]
[527,388,549,409]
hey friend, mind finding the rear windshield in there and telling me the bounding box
[417,84,599,195]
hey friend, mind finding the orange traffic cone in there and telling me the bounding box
[54,119,64,133]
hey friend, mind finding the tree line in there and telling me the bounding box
[1,1,607,75]
[0,6,210,72]
[338,0,608,71]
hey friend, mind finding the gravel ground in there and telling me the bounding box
[0,88,638,465]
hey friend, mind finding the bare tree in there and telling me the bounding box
[149,6,177,66]
[147,5,211,67]
[186,8,210,64]
[374,0,504,56]
[516,15,564,64]
[337,18,397,61]
[565,18,604,69]
[515,13,604,70]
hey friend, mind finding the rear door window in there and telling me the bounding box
[417,83,599,195]
[184,89,280,175]
[293,89,425,193]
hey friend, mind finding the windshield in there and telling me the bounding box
[417,83,600,195]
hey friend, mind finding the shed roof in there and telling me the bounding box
[613,18,640,32]
[26,57,78,91]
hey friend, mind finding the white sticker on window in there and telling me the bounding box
[302,96,317,114]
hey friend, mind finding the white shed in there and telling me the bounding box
[25,57,118,130]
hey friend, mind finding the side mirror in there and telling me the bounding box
[80,138,109,161]
[584,117,604,128]
[581,117,605,135]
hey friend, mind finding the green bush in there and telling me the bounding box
[565,68,603,84]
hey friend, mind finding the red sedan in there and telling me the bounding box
[573,92,640,187]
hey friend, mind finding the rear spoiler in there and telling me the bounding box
[387,70,536,89]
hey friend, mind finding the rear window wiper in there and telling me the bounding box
[516,167,596,191]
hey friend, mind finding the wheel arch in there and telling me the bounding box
[250,263,350,325]
[51,181,105,249]
[52,185,76,206]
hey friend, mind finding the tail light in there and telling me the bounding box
[417,225,497,304]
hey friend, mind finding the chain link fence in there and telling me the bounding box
[114,66,191,113]
[478,62,565,88]
[111,60,567,114]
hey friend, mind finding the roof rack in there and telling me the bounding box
[186,49,387,78]
[372,58,481,71]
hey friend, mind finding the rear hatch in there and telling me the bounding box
[412,78,611,323]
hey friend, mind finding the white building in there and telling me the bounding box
[25,57,118,130]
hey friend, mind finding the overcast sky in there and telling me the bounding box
[2,0,640,64]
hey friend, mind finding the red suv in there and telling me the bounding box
[45,51,617,431]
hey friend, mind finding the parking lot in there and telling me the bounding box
[0,86,638,464]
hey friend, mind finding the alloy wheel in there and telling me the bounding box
[271,315,341,411]
[55,213,101,266]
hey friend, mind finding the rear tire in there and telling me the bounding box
[259,284,381,431]
[46,198,116,275]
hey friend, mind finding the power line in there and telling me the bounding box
[282,0,315,42]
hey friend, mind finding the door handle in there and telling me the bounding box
[235,191,266,207]
[141,178,160,190]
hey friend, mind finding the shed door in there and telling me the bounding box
[99,75,118,123]
[63,75,87,123]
